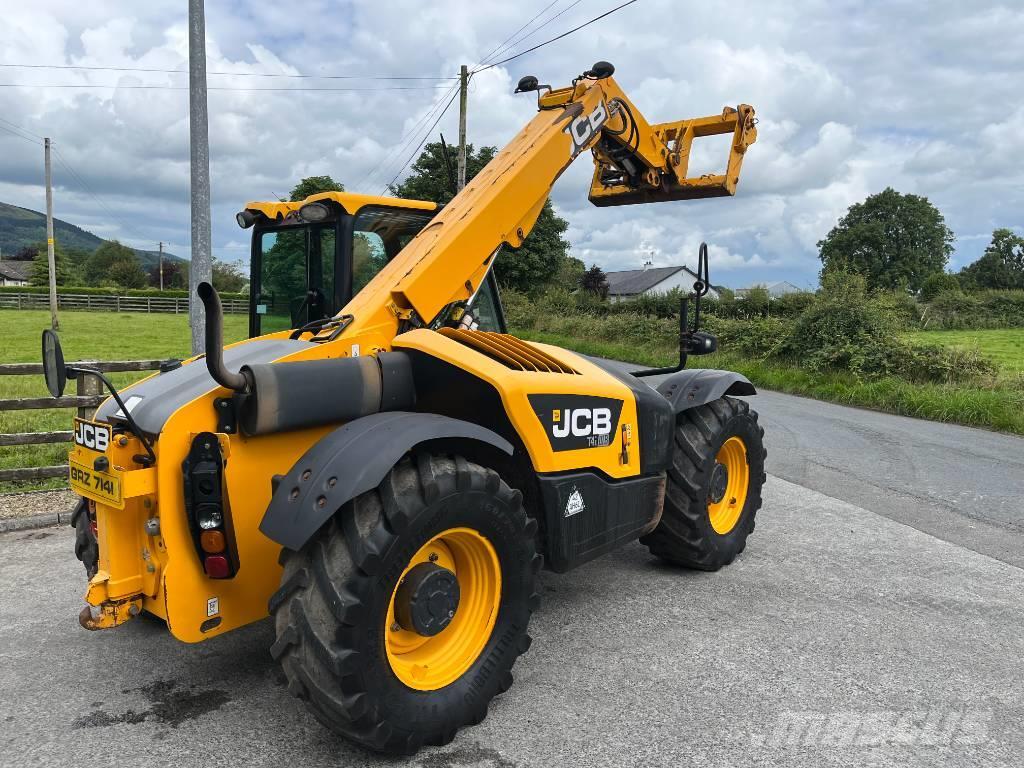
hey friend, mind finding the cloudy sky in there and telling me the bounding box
[0,0,1020,289]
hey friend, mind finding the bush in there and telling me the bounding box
[919,272,961,302]
[922,289,1024,329]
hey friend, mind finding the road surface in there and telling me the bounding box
[1,387,1022,767]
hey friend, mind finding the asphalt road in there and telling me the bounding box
[2,387,1023,767]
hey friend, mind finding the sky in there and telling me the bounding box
[0,0,1020,290]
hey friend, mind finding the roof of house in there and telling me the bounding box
[604,265,707,296]
[0,260,31,281]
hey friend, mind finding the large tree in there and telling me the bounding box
[83,240,138,286]
[959,228,1024,290]
[391,141,571,292]
[817,187,954,292]
[289,175,344,202]
[28,241,71,286]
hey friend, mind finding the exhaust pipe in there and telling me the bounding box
[197,282,251,392]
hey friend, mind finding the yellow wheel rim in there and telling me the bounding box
[385,527,501,691]
[707,436,750,535]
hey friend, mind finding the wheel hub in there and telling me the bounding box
[394,562,461,637]
[709,462,729,504]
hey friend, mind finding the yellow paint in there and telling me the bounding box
[385,527,501,691]
[708,436,750,534]
[77,67,755,641]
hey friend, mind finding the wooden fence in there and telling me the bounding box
[0,359,165,484]
[0,292,248,314]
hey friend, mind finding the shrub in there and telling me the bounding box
[919,272,961,302]
[922,289,1024,329]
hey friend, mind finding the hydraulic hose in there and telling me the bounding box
[197,281,251,392]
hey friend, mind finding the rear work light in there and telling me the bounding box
[183,433,239,579]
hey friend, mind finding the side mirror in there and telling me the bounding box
[41,329,67,397]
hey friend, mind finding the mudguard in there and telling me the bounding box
[656,368,756,413]
[259,411,513,550]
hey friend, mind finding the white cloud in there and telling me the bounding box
[0,0,1020,288]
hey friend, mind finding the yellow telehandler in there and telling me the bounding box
[42,62,763,754]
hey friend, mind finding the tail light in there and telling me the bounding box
[183,432,239,579]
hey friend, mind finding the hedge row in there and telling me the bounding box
[921,289,1024,329]
[0,285,248,301]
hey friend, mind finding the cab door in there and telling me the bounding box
[250,223,337,337]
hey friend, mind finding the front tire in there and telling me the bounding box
[641,397,766,570]
[269,454,540,755]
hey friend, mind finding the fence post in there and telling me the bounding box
[77,371,103,419]
[147,297,152,313]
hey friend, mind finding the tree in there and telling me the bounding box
[818,187,954,292]
[579,265,609,298]
[289,175,344,202]
[919,271,961,302]
[959,228,1024,290]
[391,141,571,292]
[212,257,248,293]
[108,257,148,289]
[28,240,71,286]
[83,240,137,286]
[150,260,187,290]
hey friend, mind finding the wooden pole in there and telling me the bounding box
[457,65,468,192]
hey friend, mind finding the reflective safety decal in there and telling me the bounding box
[564,487,586,517]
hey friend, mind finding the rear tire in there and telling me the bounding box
[269,454,540,755]
[641,396,766,570]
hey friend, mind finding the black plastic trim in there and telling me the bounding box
[260,412,513,550]
[656,369,757,413]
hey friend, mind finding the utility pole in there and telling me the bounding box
[158,241,164,291]
[188,0,213,354]
[44,138,59,331]
[457,64,468,192]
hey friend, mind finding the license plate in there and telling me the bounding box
[69,459,122,508]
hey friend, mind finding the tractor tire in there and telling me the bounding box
[641,396,766,570]
[269,454,540,755]
[71,498,98,579]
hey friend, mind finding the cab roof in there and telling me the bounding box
[243,191,438,221]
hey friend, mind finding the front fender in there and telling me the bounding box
[259,411,513,551]
[656,369,756,414]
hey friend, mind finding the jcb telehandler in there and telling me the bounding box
[42,62,765,754]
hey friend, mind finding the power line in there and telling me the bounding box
[478,0,586,69]
[0,62,457,80]
[473,0,562,69]
[0,83,451,92]
[356,81,461,189]
[0,115,45,141]
[473,0,638,73]
[381,88,460,194]
[0,122,42,146]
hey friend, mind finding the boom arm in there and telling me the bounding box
[332,63,756,348]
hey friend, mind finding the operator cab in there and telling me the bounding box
[238,192,506,337]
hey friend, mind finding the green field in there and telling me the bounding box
[904,329,1024,373]
[0,310,248,491]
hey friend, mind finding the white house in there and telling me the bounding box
[604,265,720,302]
[0,260,30,286]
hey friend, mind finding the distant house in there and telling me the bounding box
[604,265,720,303]
[0,260,30,286]
[736,280,803,299]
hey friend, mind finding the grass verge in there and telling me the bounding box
[517,328,1024,436]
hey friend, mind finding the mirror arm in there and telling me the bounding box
[68,365,157,467]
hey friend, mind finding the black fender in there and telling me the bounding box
[656,368,756,414]
[259,411,513,551]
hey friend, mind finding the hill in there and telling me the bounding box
[0,202,184,269]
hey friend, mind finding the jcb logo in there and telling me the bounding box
[552,408,613,439]
[529,394,623,452]
[566,100,609,157]
[74,419,110,452]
